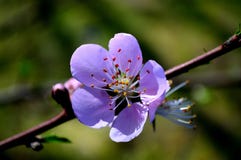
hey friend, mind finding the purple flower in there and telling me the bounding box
[70,33,170,142]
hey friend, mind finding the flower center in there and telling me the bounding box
[89,55,143,115]
[105,67,141,115]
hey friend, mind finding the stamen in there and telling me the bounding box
[128,95,140,99]
[128,79,139,90]
[103,68,108,73]
[113,97,125,110]
[90,74,108,85]
[180,106,191,112]
[125,97,131,107]
[91,86,113,92]
[177,119,192,124]
[115,64,119,68]
[115,71,120,76]
[102,78,107,82]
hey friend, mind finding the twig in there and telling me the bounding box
[0,33,240,151]
[165,34,241,79]
[0,84,75,151]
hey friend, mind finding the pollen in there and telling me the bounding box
[123,92,127,96]
[114,89,119,93]
[127,103,131,107]
[122,80,129,85]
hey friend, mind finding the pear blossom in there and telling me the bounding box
[70,33,170,142]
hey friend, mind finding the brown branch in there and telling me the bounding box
[0,84,75,151]
[0,33,240,151]
[165,34,241,79]
[0,110,74,151]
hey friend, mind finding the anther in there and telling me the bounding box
[125,97,131,107]
[115,64,119,68]
[112,57,116,61]
[125,68,130,72]
[181,106,191,112]
[128,59,132,63]
[146,70,150,74]
[90,74,94,77]
[117,48,122,52]
[137,56,141,60]
[114,89,119,93]
[103,57,108,61]
[90,84,94,88]
[103,68,108,73]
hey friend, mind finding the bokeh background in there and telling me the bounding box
[0,0,240,159]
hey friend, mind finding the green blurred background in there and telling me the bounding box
[0,0,240,159]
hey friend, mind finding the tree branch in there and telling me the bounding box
[165,33,241,79]
[0,83,75,151]
[0,33,240,151]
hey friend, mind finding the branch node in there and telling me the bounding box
[51,83,75,117]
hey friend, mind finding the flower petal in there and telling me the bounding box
[70,44,113,88]
[71,86,114,128]
[147,92,166,122]
[139,60,170,122]
[109,103,148,142]
[109,33,143,76]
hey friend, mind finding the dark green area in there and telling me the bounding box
[0,0,240,159]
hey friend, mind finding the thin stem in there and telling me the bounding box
[0,110,74,151]
[0,33,240,151]
[165,34,241,79]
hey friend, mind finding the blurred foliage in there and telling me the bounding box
[0,0,241,159]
